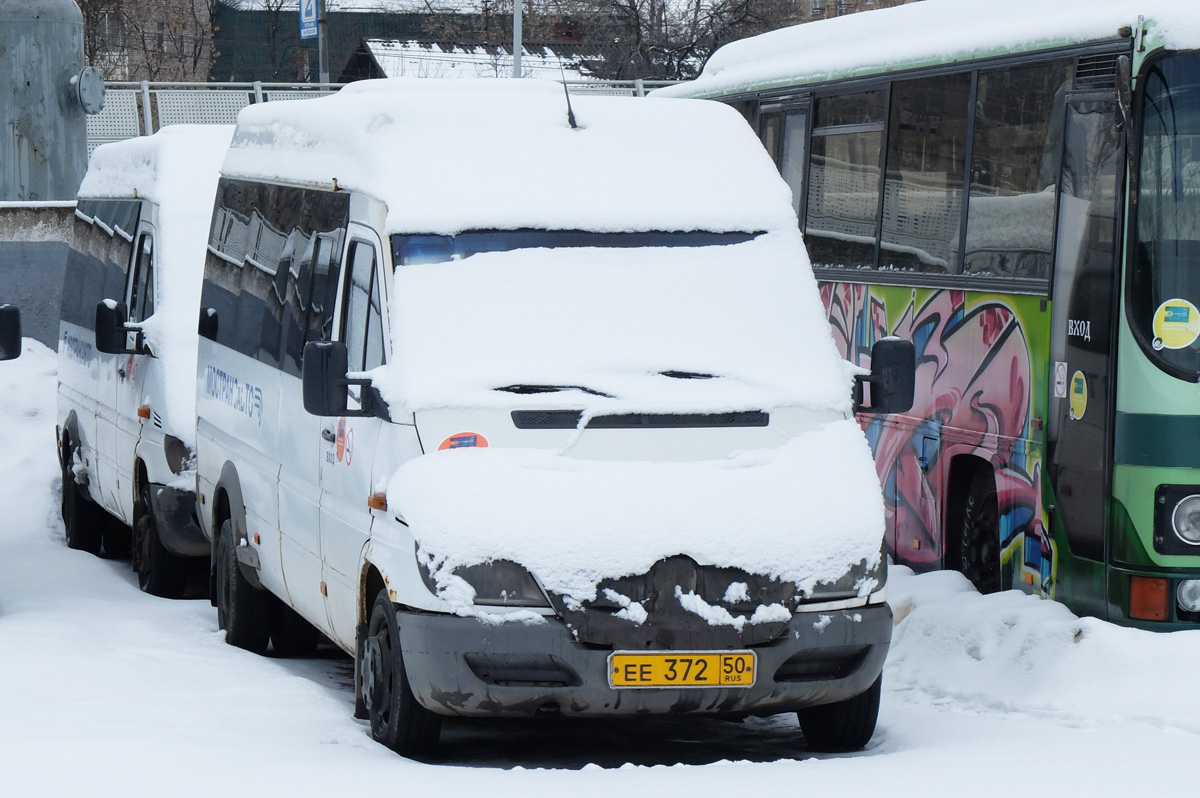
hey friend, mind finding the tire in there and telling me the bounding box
[797,675,882,753]
[133,484,188,598]
[270,603,321,657]
[215,519,272,653]
[960,468,1002,595]
[360,590,441,757]
[61,442,102,555]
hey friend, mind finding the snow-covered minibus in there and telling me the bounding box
[0,305,19,360]
[194,78,913,756]
[57,125,233,597]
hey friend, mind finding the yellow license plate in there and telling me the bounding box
[608,650,756,688]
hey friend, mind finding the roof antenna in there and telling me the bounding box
[559,66,579,129]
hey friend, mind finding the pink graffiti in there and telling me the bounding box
[822,284,1048,584]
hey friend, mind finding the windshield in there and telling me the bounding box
[391,230,759,267]
[1131,52,1200,377]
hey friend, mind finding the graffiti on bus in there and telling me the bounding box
[820,283,1055,595]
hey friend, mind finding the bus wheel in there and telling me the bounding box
[270,603,321,657]
[960,469,1002,595]
[215,518,271,653]
[133,485,188,598]
[797,675,882,752]
[61,443,102,555]
[361,590,441,757]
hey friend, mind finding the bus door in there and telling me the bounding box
[1047,95,1125,611]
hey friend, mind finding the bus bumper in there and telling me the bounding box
[396,603,891,717]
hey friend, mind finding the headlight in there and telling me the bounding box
[1172,495,1200,545]
[1178,580,1200,613]
[163,435,194,475]
[420,557,550,607]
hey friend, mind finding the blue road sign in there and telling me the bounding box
[300,0,318,39]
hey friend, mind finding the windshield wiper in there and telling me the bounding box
[660,370,716,380]
[496,384,614,398]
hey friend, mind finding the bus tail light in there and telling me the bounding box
[1130,576,1169,621]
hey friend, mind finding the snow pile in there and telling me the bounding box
[887,565,1200,733]
[77,125,234,445]
[222,78,796,235]
[659,0,1200,100]
[379,227,850,414]
[390,419,886,604]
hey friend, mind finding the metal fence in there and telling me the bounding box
[86,79,676,154]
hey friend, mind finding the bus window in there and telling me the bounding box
[964,61,1072,279]
[781,110,808,219]
[759,111,782,166]
[806,90,886,270]
[879,73,970,274]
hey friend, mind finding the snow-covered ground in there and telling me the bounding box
[2,340,1196,795]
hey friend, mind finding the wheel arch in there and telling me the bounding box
[943,453,996,571]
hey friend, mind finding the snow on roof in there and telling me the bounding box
[79,125,234,445]
[657,0,1200,100]
[221,77,798,235]
[362,39,604,81]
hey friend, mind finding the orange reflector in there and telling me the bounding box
[1130,576,1169,621]
[253,533,260,545]
[320,581,328,596]
[1023,572,1034,585]
[913,539,920,550]
[368,492,387,511]
[137,404,151,419]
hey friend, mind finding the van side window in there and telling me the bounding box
[128,234,155,323]
[342,240,385,372]
[64,199,141,331]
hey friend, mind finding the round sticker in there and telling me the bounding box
[438,432,489,451]
[1152,298,1200,350]
[336,417,347,462]
[1069,371,1087,421]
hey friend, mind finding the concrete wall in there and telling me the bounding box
[0,203,73,348]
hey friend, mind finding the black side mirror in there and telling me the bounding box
[302,340,392,421]
[95,300,137,355]
[0,305,21,361]
[303,340,350,416]
[198,307,218,341]
[854,337,915,415]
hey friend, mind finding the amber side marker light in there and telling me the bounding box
[1130,576,1169,621]
[368,492,387,511]
[137,404,151,419]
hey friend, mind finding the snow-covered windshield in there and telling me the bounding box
[392,230,759,266]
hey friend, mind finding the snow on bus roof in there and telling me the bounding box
[220,77,797,235]
[78,125,234,447]
[657,0,1200,100]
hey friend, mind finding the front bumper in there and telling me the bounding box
[397,603,891,717]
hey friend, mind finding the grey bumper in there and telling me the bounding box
[147,484,209,557]
[397,603,891,718]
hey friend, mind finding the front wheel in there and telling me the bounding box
[797,675,882,753]
[960,468,1001,595]
[360,591,441,757]
[133,484,188,598]
[215,519,271,653]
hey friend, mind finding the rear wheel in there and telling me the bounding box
[797,675,882,753]
[215,518,271,653]
[361,590,441,757]
[61,442,102,555]
[960,468,1001,595]
[133,484,188,598]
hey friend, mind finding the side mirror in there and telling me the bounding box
[198,307,218,341]
[95,300,135,355]
[854,337,915,415]
[302,340,392,421]
[302,340,349,416]
[0,305,21,361]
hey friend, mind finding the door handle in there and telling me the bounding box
[321,429,336,442]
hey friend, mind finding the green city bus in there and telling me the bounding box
[660,0,1200,629]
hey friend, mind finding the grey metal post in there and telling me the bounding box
[318,0,330,84]
[635,78,645,97]
[253,81,264,104]
[140,81,153,135]
[512,0,522,78]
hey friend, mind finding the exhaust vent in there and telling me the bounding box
[1075,53,1120,90]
